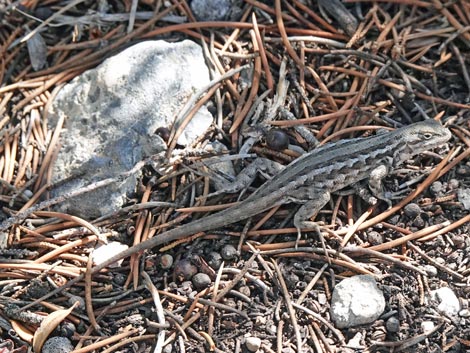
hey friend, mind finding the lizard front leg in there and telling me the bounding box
[368,164,393,208]
[335,182,378,206]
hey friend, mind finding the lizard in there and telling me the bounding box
[87,118,451,270]
[18,119,452,305]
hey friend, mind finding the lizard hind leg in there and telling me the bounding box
[205,157,285,199]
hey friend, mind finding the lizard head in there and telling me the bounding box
[400,120,452,153]
[393,120,451,163]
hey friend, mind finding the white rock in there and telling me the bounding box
[421,320,435,332]
[93,241,129,267]
[422,264,438,277]
[429,287,460,317]
[318,292,327,305]
[457,188,470,210]
[48,40,212,218]
[245,337,262,352]
[330,275,385,329]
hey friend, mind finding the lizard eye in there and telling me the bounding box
[422,132,433,139]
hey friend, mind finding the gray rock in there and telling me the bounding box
[385,316,400,333]
[422,264,438,277]
[42,337,73,353]
[48,40,212,218]
[191,0,239,21]
[330,275,385,329]
[429,287,460,317]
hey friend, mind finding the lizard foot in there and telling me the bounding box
[295,221,325,249]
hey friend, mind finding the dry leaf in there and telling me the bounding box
[32,302,78,353]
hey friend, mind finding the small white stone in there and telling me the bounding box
[421,321,435,332]
[459,309,470,317]
[457,188,470,210]
[245,337,262,352]
[422,265,438,277]
[318,293,327,305]
[255,316,267,325]
[330,275,385,329]
[346,332,364,349]
[430,287,460,317]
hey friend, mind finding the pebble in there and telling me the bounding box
[93,242,129,268]
[48,40,212,218]
[192,273,211,290]
[191,0,232,21]
[404,203,421,218]
[422,265,438,277]
[430,181,443,195]
[385,316,400,333]
[457,188,470,210]
[346,332,364,349]
[220,244,238,261]
[429,287,460,317]
[459,309,470,317]
[245,336,262,352]
[421,321,435,332]
[159,254,174,269]
[448,179,459,189]
[367,231,383,245]
[42,337,74,353]
[318,293,327,305]
[451,234,466,249]
[330,275,385,328]
[238,285,251,297]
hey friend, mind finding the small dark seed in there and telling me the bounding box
[206,251,223,270]
[34,7,53,20]
[266,129,289,151]
[412,215,425,228]
[155,127,171,142]
[174,259,197,281]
